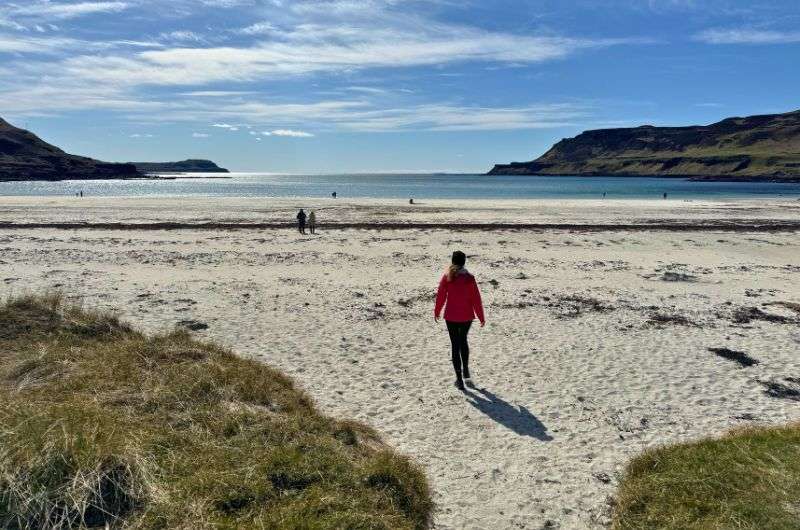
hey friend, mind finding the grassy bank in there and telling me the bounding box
[0,294,433,529]
[613,423,800,529]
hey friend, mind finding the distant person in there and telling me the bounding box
[308,210,317,234]
[602,192,606,198]
[434,250,485,391]
[663,192,667,199]
[409,198,414,204]
[296,208,307,234]
[79,190,83,198]
[332,191,337,199]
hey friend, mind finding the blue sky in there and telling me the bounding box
[1,0,798,173]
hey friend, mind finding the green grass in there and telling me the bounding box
[613,424,800,530]
[0,294,433,529]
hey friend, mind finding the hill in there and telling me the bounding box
[0,117,140,181]
[488,109,800,181]
[131,159,229,173]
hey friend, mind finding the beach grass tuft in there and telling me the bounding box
[0,294,433,529]
[613,423,800,529]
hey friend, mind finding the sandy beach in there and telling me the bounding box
[2,197,800,529]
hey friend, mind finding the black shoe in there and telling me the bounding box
[455,379,465,391]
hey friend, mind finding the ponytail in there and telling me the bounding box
[447,263,459,282]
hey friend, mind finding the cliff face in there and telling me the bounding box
[489,110,800,181]
[131,160,229,173]
[0,117,140,181]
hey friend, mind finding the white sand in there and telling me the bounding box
[2,197,800,529]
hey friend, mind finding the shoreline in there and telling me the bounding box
[2,220,800,232]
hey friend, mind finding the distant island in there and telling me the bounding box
[131,159,229,173]
[0,116,139,181]
[489,109,800,182]
[0,116,227,181]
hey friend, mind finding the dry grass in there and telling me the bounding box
[0,294,433,529]
[613,423,800,530]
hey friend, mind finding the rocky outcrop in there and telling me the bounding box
[489,110,800,181]
[131,159,229,173]
[0,117,140,181]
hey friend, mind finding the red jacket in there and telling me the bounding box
[434,271,485,324]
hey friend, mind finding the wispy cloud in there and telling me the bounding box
[129,132,154,138]
[262,129,315,137]
[331,103,587,132]
[0,34,75,53]
[57,26,636,87]
[192,132,210,137]
[238,21,276,35]
[0,0,640,136]
[9,1,130,20]
[180,90,256,97]
[695,28,800,44]
[159,30,204,42]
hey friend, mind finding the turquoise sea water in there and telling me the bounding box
[2,173,800,199]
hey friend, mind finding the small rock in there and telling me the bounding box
[177,320,208,331]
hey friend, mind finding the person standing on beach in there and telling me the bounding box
[308,210,317,234]
[434,250,485,391]
[296,209,307,234]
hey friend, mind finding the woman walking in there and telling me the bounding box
[434,251,485,390]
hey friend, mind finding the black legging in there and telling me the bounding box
[446,320,472,379]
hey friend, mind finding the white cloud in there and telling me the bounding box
[262,129,315,137]
[238,21,276,35]
[180,90,255,97]
[345,86,389,95]
[0,32,164,54]
[9,2,130,20]
[695,28,800,44]
[0,0,640,135]
[200,0,254,6]
[331,103,586,132]
[0,17,27,31]
[129,133,154,138]
[192,132,210,137]
[160,30,203,42]
[55,23,636,87]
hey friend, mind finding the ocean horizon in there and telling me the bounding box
[3,173,800,200]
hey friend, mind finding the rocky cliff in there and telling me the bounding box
[489,110,800,181]
[0,117,140,181]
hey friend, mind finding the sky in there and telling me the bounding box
[0,0,799,173]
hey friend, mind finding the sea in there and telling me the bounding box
[2,173,800,199]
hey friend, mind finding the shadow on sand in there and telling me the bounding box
[463,385,553,441]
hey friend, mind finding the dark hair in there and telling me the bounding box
[447,251,466,281]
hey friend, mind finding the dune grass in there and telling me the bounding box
[0,294,433,529]
[613,423,800,530]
